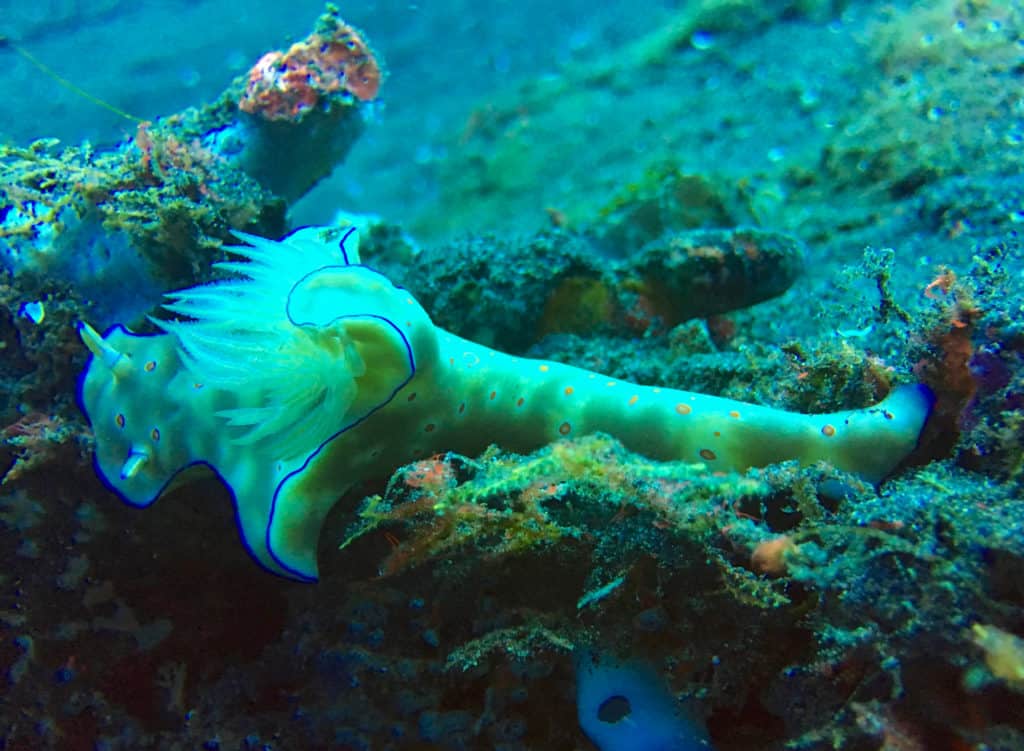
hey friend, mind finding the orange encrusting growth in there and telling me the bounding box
[238,19,381,121]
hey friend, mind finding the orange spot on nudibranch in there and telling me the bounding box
[517,397,525,407]
[713,431,721,437]
[699,448,717,461]
[675,403,692,415]
[821,424,836,437]
[729,410,740,419]
[539,364,550,372]
[490,391,497,400]
[115,413,125,429]
[151,428,160,442]
[628,395,639,406]
[564,386,574,396]
[559,421,572,435]
[144,360,156,372]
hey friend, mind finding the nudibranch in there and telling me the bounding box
[77,226,933,582]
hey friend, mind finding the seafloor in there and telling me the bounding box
[2,1,1024,749]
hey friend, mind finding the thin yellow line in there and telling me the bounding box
[2,35,144,123]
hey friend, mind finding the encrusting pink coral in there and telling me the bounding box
[238,13,381,121]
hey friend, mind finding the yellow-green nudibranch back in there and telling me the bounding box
[77,226,934,582]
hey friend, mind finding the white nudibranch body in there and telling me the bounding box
[78,226,933,581]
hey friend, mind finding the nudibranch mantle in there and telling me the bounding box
[77,226,933,581]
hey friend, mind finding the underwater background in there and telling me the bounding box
[2,1,1024,749]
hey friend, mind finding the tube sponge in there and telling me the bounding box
[576,652,714,751]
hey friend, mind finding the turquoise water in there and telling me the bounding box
[2,2,1024,749]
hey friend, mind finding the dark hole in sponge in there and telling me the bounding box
[597,695,632,724]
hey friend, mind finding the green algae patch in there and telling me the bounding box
[0,130,285,289]
[339,433,773,580]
